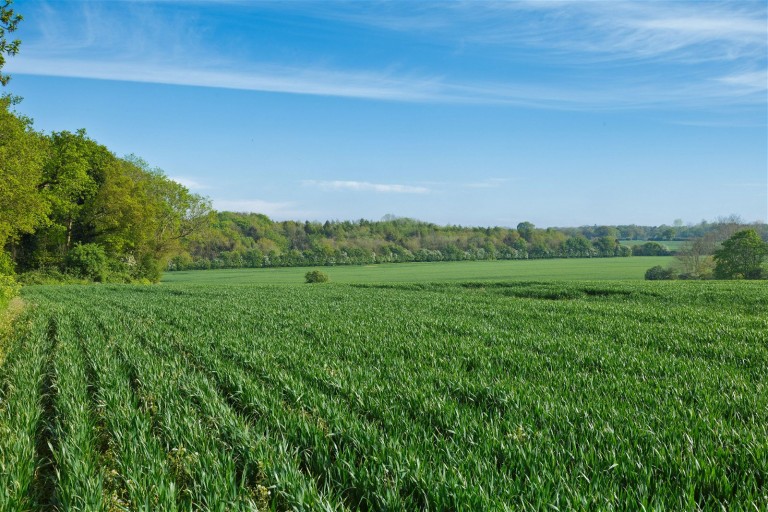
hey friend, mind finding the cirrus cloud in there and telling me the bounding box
[302,180,430,194]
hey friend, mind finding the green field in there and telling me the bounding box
[1,276,766,511]
[162,256,676,286]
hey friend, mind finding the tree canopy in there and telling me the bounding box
[713,229,768,280]
[1,100,212,282]
[0,95,49,249]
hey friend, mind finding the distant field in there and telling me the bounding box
[4,280,766,510]
[162,256,676,285]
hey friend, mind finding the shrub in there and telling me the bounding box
[0,274,20,311]
[137,253,164,283]
[645,265,676,281]
[17,268,88,285]
[305,270,329,283]
[0,251,14,275]
[632,242,670,256]
[66,243,109,281]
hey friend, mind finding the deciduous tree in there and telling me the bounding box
[713,229,768,279]
[0,96,48,254]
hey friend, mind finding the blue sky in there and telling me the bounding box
[5,0,767,227]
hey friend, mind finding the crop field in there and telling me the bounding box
[1,280,766,511]
[162,256,676,286]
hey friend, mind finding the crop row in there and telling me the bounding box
[1,280,766,510]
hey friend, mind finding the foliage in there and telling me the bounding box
[175,215,650,271]
[0,104,212,282]
[16,268,88,286]
[0,245,18,318]
[304,270,329,283]
[65,243,108,281]
[0,0,22,86]
[0,272,17,309]
[632,241,670,256]
[0,250,13,275]
[174,214,768,272]
[0,96,49,250]
[644,265,675,280]
[3,281,766,510]
[675,221,753,279]
[713,229,768,280]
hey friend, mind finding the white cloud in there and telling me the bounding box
[633,15,766,39]
[463,178,511,189]
[169,176,208,190]
[5,1,765,109]
[10,54,764,110]
[312,2,767,61]
[469,2,766,61]
[7,57,447,102]
[212,199,311,218]
[302,180,430,194]
[717,70,768,91]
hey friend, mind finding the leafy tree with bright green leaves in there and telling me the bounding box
[563,235,593,258]
[121,155,214,280]
[0,0,22,86]
[713,229,768,280]
[0,95,49,256]
[40,130,104,252]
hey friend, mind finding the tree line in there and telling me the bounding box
[168,213,768,272]
[171,214,640,271]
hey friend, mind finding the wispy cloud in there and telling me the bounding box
[302,180,430,194]
[5,0,766,109]
[336,1,767,63]
[717,70,768,91]
[8,57,446,102]
[463,178,510,189]
[9,54,765,109]
[169,176,208,190]
[212,199,312,218]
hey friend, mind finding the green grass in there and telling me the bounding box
[2,279,766,510]
[162,256,676,286]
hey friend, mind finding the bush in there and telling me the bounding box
[17,268,88,285]
[305,270,329,283]
[66,243,109,281]
[632,242,670,256]
[0,251,14,276]
[137,253,164,283]
[645,265,676,281]
[0,274,20,310]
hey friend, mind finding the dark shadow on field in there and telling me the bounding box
[350,281,658,302]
